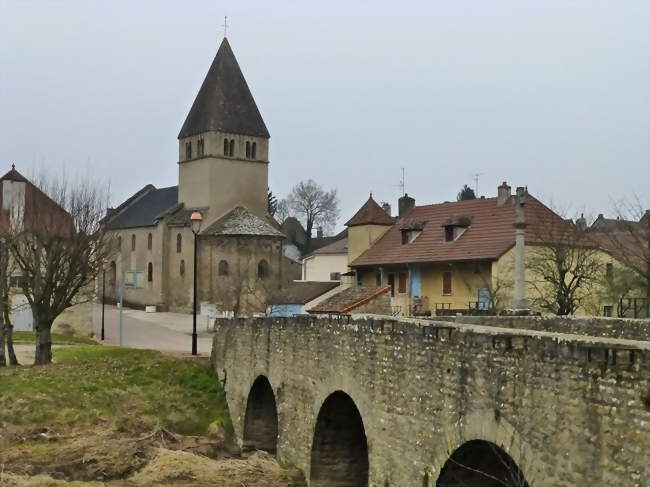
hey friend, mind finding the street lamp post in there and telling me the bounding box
[101,265,106,341]
[190,211,203,356]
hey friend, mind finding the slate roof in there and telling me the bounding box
[351,195,567,267]
[178,38,269,139]
[589,231,649,272]
[308,286,391,314]
[345,196,395,227]
[269,281,340,305]
[105,186,178,230]
[590,214,645,232]
[308,237,348,256]
[202,206,284,237]
[166,206,208,227]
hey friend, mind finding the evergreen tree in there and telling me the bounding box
[457,184,477,201]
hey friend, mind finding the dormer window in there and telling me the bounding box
[401,229,421,245]
[185,141,192,160]
[197,138,205,157]
[400,220,424,245]
[444,226,454,242]
[442,216,471,242]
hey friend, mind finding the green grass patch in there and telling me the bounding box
[12,331,97,345]
[0,346,232,438]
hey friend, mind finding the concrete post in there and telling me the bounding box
[513,187,530,310]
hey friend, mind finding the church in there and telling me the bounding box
[102,37,301,314]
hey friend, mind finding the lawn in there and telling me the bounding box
[0,346,230,437]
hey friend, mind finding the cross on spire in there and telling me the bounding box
[222,16,229,38]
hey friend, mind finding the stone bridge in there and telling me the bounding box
[211,315,650,486]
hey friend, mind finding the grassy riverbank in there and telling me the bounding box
[0,346,302,486]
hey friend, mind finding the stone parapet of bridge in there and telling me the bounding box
[212,315,650,486]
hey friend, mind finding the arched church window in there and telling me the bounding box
[176,233,182,253]
[147,233,152,250]
[223,138,229,156]
[147,262,153,282]
[197,138,204,157]
[131,234,136,251]
[251,142,257,159]
[218,260,229,276]
[180,259,185,276]
[185,141,192,160]
[229,139,235,157]
[257,259,269,279]
[117,236,122,250]
[246,141,251,158]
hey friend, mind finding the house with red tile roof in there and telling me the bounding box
[344,182,617,316]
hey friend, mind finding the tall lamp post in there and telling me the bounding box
[190,211,203,356]
[101,260,107,341]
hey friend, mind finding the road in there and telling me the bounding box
[91,304,214,355]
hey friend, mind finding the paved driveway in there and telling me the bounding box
[92,304,213,355]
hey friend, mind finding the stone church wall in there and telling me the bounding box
[106,225,167,308]
[166,233,300,315]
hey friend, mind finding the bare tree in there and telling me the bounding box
[274,199,291,225]
[527,213,603,316]
[281,180,339,242]
[597,198,650,315]
[9,174,113,365]
[0,239,19,366]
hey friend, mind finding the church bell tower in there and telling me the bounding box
[177,38,270,222]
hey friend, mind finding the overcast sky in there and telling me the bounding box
[1,1,648,229]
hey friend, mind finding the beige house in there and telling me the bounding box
[301,236,349,281]
[102,37,300,314]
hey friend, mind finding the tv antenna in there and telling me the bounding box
[400,167,405,195]
[472,172,484,196]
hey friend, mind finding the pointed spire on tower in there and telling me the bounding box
[178,38,269,139]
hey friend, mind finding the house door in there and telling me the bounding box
[387,274,395,297]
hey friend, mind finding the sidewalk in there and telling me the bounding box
[92,304,214,355]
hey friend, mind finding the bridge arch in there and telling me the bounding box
[242,375,278,453]
[436,439,529,487]
[310,390,369,487]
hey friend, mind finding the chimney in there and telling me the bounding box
[381,202,391,216]
[497,182,511,206]
[316,226,323,238]
[398,193,415,217]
